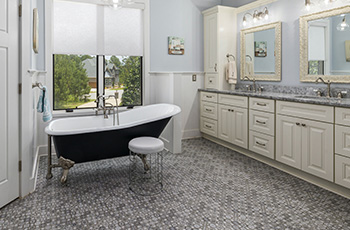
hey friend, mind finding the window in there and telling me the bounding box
[52,0,144,111]
[53,55,142,110]
[53,55,97,110]
[105,56,142,107]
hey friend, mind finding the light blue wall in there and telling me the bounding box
[150,0,204,72]
[331,15,350,72]
[254,28,275,73]
[236,0,350,86]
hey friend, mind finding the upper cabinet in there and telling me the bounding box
[203,6,237,90]
[240,22,282,81]
[300,6,350,82]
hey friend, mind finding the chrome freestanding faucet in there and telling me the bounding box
[94,94,120,126]
[315,77,332,98]
[243,76,256,92]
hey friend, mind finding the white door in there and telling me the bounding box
[301,120,333,181]
[0,0,19,208]
[276,115,302,169]
[204,13,217,73]
[232,107,248,149]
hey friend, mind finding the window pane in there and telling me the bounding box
[53,54,97,110]
[104,56,142,106]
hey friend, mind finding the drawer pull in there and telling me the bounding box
[228,109,234,112]
[256,141,266,147]
[296,122,300,126]
[256,120,266,125]
[214,63,217,72]
[205,108,213,112]
[302,124,306,127]
[205,125,212,129]
[206,96,213,99]
[257,103,267,106]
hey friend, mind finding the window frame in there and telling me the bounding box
[52,54,143,112]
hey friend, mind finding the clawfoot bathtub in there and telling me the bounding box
[45,103,181,183]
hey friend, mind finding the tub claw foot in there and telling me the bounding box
[58,157,75,184]
[137,154,150,172]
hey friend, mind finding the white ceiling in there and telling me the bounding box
[191,0,258,10]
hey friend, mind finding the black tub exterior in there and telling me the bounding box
[52,118,171,164]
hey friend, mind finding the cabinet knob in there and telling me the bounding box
[296,122,300,126]
[302,124,306,127]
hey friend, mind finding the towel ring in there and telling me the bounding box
[32,82,45,91]
[226,54,235,62]
[246,55,252,61]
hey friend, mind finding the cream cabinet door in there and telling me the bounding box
[204,13,218,73]
[301,120,333,181]
[218,105,232,143]
[276,115,302,169]
[232,107,248,149]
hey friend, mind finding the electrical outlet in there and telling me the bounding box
[192,74,197,82]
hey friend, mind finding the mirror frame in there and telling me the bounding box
[300,6,350,83]
[240,21,282,81]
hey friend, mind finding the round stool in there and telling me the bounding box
[128,137,164,196]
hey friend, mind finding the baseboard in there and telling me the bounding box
[182,129,201,140]
[202,134,350,200]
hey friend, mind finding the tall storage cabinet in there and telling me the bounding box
[203,6,236,91]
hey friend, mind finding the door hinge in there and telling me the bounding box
[19,4,22,17]
[18,83,22,94]
[19,161,22,172]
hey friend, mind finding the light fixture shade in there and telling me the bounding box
[337,16,349,31]
[243,16,247,26]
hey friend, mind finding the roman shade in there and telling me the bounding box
[53,0,144,56]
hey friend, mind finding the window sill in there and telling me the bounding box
[52,106,142,119]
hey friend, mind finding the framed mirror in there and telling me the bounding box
[300,6,350,82]
[240,21,282,81]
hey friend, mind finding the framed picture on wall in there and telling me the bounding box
[255,41,267,57]
[168,36,185,55]
[346,40,350,62]
[33,8,39,54]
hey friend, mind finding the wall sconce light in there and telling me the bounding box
[306,0,337,11]
[242,7,269,26]
[337,15,349,31]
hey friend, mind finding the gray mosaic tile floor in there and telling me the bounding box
[1,138,350,230]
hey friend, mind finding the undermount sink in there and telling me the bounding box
[294,95,323,99]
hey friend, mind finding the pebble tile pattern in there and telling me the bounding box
[1,138,350,229]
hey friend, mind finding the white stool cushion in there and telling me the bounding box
[129,137,164,154]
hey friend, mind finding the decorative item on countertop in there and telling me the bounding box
[36,84,52,122]
[226,54,237,89]
[168,36,185,55]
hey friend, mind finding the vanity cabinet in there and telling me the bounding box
[249,98,275,159]
[202,6,236,90]
[276,101,334,181]
[334,108,350,189]
[200,92,218,137]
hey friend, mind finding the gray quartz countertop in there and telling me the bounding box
[199,88,350,108]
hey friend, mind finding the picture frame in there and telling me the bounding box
[168,36,185,55]
[33,8,39,54]
[255,41,267,57]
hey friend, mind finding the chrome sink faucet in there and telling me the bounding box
[315,77,331,98]
[94,94,120,126]
[243,76,256,93]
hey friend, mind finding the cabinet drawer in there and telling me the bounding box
[335,107,350,126]
[219,94,248,108]
[200,117,218,137]
[277,101,334,123]
[204,73,218,89]
[249,131,275,159]
[249,110,275,136]
[201,101,217,120]
[335,125,350,158]
[249,98,275,113]
[201,92,218,103]
[335,154,350,189]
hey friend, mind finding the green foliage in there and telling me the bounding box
[119,56,142,106]
[54,55,91,109]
